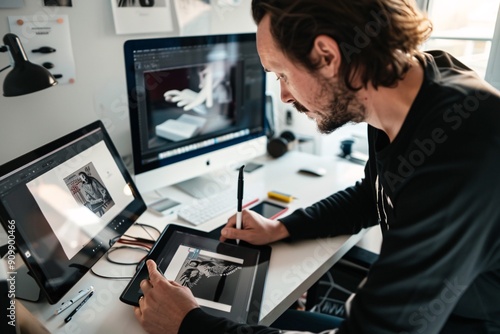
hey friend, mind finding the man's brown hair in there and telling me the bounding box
[252,0,432,90]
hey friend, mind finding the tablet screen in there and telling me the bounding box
[0,121,146,304]
[120,225,271,324]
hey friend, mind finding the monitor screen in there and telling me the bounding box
[124,33,267,195]
[0,121,146,304]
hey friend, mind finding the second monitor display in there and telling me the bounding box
[124,33,267,194]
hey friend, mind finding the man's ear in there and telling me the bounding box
[310,35,341,78]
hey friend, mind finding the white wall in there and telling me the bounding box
[486,5,500,90]
[0,0,256,166]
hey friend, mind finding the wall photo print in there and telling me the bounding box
[44,0,72,6]
[117,0,156,7]
[110,0,173,34]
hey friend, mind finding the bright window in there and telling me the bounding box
[422,0,500,78]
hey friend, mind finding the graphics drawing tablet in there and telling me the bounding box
[120,224,271,324]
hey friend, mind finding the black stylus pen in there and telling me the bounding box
[236,165,245,244]
[64,291,94,323]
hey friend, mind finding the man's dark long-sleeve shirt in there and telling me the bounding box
[179,51,500,333]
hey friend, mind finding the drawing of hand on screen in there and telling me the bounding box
[164,88,209,114]
[163,62,231,115]
[164,66,213,114]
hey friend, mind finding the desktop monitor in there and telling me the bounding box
[0,121,146,304]
[123,33,268,196]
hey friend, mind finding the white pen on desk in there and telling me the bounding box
[236,165,245,245]
[64,291,94,323]
[55,286,94,315]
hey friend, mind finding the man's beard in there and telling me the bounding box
[294,77,365,134]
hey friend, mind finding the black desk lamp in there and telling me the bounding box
[0,33,57,97]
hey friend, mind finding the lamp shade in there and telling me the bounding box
[3,33,57,97]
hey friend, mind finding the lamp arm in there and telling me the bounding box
[0,45,11,73]
[3,34,29,64]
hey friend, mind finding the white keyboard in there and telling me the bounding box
[178,188,258,226]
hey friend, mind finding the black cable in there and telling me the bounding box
[106,245,148,265]
[90,245,147,279]
[0,65,11,73]
[96,222,159,279]
[121,223,160,244]
[90,268,133,280]
[138,222,157,240]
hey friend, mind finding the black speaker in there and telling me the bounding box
[267,130,296,158]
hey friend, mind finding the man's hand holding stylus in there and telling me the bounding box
[134,260,199,334]
[221,209,290,245]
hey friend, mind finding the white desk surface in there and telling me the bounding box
[23,151,367,333]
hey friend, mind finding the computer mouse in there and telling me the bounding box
[298,167,327,177]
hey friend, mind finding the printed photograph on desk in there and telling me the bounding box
[63,162,115,218]
[165,245,243,312]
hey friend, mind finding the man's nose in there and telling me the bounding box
[280,81,295,104]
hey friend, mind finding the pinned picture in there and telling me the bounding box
[110,0,173,34]
[44,0,73,6]
[117,0,155,7]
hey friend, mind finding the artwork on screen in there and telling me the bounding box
[143,54,236,145]
[24,140,134,260]
[166,246,243,312]
[63,162,115,218]
[0,121,146,304]
[124,33,268,196]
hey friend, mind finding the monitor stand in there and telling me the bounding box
[15,263,41,302]
[175,175,232,199]
[1,250,41,302]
